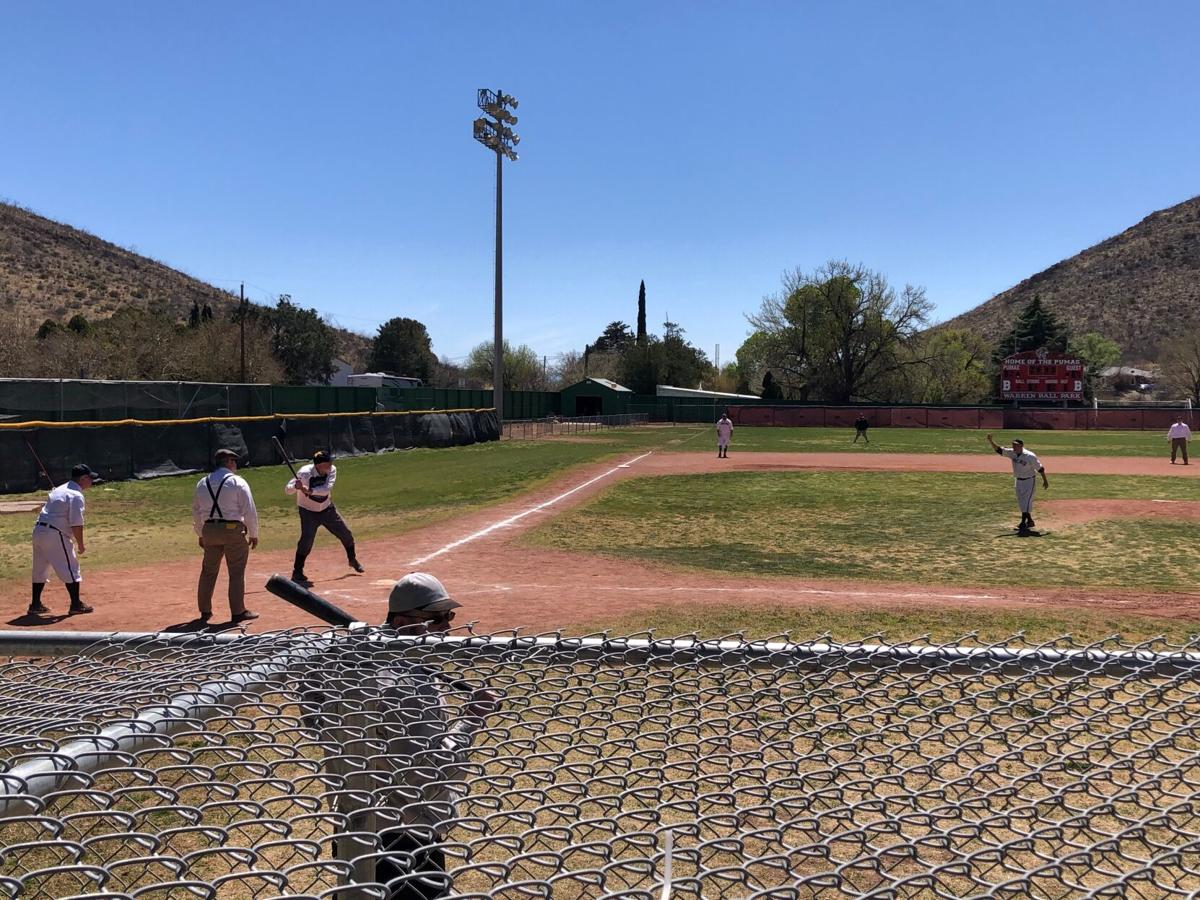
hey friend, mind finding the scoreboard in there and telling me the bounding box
[1001,349,1084,402]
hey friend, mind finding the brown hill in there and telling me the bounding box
[941,195,1200,363]
[0,200,369,365]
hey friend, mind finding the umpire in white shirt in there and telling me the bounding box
[286,449,363,587]
[192,448,260,623]
[1168,416,1191,465]
[28,463,96,617]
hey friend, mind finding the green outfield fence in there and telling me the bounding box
[0,379,561,424]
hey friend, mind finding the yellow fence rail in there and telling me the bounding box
[0,408,496,430]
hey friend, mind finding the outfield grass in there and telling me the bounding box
[0,426,693,583]
[528,470,1200,591]
[586,603,1200,645]
[710,426,1177,457]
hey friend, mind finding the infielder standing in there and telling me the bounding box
[286,449,363,587]
[987,434,1049,533]
[716,412,734,458]
[28,463,96,617]
[1168,415,1191,465]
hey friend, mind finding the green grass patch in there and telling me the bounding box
[527,471,1200,590]
[714,426,1176,457]
[583,603,1200,645]
[0,427,689,583]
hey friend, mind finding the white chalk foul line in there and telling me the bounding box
[406,451,655,567]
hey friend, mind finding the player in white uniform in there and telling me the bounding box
[286,450,363,587]
[29,463,96,616]
[987,434,1049,533]
[716,413,734,458]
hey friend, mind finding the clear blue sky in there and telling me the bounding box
[3,2,1197,367]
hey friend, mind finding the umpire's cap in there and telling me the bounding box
[214,448,240,465]
[388,573,462,615]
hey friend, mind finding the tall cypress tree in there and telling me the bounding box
[636,280,647,345]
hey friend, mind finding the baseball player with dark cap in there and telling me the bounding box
[987,434,1049,533]
[28,463,97,617]
[286,449,363,588]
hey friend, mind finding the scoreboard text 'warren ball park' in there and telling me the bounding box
[1001,349,1085,401]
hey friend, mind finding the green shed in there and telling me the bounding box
[559,377,633,417]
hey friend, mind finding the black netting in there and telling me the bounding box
[1,412,499,493]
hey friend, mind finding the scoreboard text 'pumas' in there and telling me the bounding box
[1001,349,1084,401]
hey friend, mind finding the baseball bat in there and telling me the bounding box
[266,574,356,626]
[24,439,54,489]
[271,436,301,480]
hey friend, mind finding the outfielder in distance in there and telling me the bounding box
[988,433,1049,535]
[286,449,364,588]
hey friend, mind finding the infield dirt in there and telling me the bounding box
[3,451,1198,634]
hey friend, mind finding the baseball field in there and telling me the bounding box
[2,423,1198,641]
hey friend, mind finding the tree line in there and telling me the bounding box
[8,260,1198,403]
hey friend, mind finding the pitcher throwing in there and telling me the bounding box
[987,434,1049,534]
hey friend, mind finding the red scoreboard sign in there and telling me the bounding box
[1001,349,1084,401]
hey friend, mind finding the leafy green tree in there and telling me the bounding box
[36,319,59,340]
[748,261,932,402]
[66,314,90,336]
[910,329,994,404]
[995,294,1069,361]
[267,295,337,385]
[592,321,635,355]
[367,317,436,381]
[465,340,546,390]
[760,370,783,400]
[1068,332,1122,399]
[618,320,709,393]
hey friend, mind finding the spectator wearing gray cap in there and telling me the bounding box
[28,463,96,617]
[304,573,497,898]
[191,449,260,623]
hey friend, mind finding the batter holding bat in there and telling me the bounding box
[285,449,364,587]
[987,433,1049,534]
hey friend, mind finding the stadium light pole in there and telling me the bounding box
[474,89,519,430]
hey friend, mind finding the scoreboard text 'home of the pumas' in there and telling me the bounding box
[1001,349,1085,401]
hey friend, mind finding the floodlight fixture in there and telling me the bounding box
[474,89,521,429]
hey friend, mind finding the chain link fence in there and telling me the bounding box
[2,628,1200,898]
[502,414,650,441]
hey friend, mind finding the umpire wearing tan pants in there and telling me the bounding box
[192,449,261,623]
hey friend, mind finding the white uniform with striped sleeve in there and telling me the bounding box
[32,481,86,583]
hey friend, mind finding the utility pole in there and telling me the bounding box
[239,282,246,383]
[715,344,720,370]
[474,89,520,429]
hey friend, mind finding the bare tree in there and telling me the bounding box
[1160,332,1200,403]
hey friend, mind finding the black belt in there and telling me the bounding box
[205,518,241,524]
[1016,476,1035,481]
[35,522,62,530]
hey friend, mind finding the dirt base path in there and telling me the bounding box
[4,451,1199,636]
